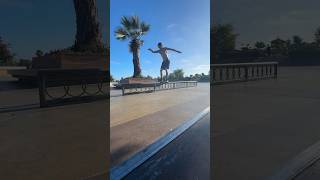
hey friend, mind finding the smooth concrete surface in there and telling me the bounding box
[0,80,209,179]
[110,89,122,97]
[213,66,320,180]
[110,83,209,167]
[124,114,210,180]
[0,81,108,179]
[0,81,38,109]
[110,84,208,127]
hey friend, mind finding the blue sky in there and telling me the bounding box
[110,0,210,79]
[0,0,107,59]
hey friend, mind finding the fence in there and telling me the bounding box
[121,81,197,95]
[156,81,198,90]
[211,62,278,84]
[38,69,109,107]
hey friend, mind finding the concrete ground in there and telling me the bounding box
[295,160,320,180]
[5,65,320,180]
[110,83,209,167]
[0,78,209,179]
[124,114,210,180]
[213,66,320,180]
[0,79,108,179]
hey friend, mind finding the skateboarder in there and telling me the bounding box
[148,42,182,82]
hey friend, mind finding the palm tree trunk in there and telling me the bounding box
[132,46,141,77]
[73,0,103,52]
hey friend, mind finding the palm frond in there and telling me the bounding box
[121,16,133,31]
[140,22,150,34]
[115,27,128,40]
[130,16,141,29]
[116,16,150,41]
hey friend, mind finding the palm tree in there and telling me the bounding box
[0,37,14,65]
[73,0,103,52]
[115,16,150,77]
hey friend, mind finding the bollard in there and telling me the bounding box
[274,64,278,79]
[38,73,47,108]
[245,66,249,81]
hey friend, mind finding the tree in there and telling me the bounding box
[315,27,320,46]
[173,69,184,81]
[0,37,14,65]
[210,27,217,63]
[168,69,184,81]
[293,35,303,46]
[115,16,150,77]
[35,50,44,57]
[255,41,266,50]
[271,38,288,56]
[110,74,115,82]
[73,0,103,52]
[212,24,238,54]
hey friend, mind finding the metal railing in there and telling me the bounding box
[156,81,198,90]
[38,69,109,107]
[211,62,278,84]
[121,81,197,95]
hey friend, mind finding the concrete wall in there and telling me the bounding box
[32,53,108,70]
[0,66,26,77]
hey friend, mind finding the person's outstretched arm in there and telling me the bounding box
[166,47,182,53]
[148,48,160,53]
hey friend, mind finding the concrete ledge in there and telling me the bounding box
[110,107,210,180]
[0,66,26,76]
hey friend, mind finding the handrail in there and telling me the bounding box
[211,62,278,84]
[121,81,198,95]
[163,81,198,83]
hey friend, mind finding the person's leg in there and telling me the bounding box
[165,69,168,82]
[160,69,163,82]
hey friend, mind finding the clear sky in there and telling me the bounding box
[212,0,320,48]
[110,0,210,80]
[0,0,108,59]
